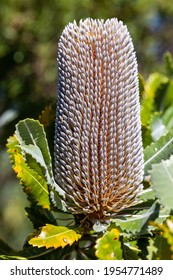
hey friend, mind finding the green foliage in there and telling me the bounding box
[140,73,168,127]
[1,0,173,150]
[138,188,155,202]
[3,53,173,259]
[147,217,173,259]
[161,219,173,252]
[29,224,81,249]
[16,118,54,183]
[7,134,50,209]
[0,255,27,260]
[144,128,173,175]
[164,51,173,78]
[2,50,173,259]
[7,119,65,211]
[151,155,173,211]
[112,201,169,235]
[1,0,173,259]
[95,228,122,260]
[147,235,172,260]
[15,153,50,209]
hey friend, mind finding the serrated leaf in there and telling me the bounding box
[144,128,173,175]
[146,237,158,260]
[15,119,65,201]
[14,153,50,209]
[150,155,173,211]
[29,224,81,249]
[95,228,122,260]
[16,119,53,178]
[7,134,50,208]
[22,144,47,169]
[7,135,21,164]
[147,235,172,260]
[21,144,54,186]
[147,218,173,259]
[7,118,66,212]
[111,201,167,234]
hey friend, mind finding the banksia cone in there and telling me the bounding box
[55,18,144,221]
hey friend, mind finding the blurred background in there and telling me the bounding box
[0,0,173,251]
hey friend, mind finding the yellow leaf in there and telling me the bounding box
[13,153,50,209]
[95,228,122,260]
[29,224,81,249]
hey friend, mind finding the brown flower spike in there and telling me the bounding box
[55,18,144,220]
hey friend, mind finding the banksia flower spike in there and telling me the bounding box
[55,18,144,221]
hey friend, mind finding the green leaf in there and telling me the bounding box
[164,51,173,78]
[15,119,65,200]
[16,119,53,179]
[142,125,153,148]
[111,201,167,234]
[147,237,158,260]
[140,73,168,126]
[25,205,56,230]
[7,118,66,212]
[150,114,167,141]
[147,217,173,259]
[147,235,172,260]
[162,106,173,130]
[7,134,50,209]
[163,80,173,109]
[26,205,74,230]
[95,228,122,260]
[123,242,140,260]
[29,224,81,249]
[166,219,173,251]
[0,255,27,260]
[14,153,50,209]
[150,155,173,211]
[144,128,173,175]
[138,187,156,202]
[156,219,173,253]
[138,73,145,97]
[7,135,22,165]
[20,144,57,189]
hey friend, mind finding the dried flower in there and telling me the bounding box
[54,18,144,220]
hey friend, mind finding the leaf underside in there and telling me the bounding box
[150,155,173,211]
[144,128,173,175]
[111,201,169,234]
